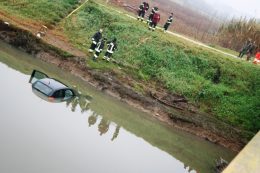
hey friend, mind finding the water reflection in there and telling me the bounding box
[33,85,196,171]
[28,76,214,172]
[65,92,121,141]
[0,40,236,173]
[88,113,98,127]
[66,94,91,113]
[111,125,121,141]
[29,69,122,141]
[184,164,196,173]
[98,118,110,136]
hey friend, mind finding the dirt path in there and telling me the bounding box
[0,11,85,57]
[166,30,238,58]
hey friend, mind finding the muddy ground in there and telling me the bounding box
[0,20,251,152]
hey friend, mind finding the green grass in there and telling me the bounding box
[0,0,79,25]
[62,1,260,133]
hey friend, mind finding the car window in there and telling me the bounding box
[65,90,74,97]
[53,90,65,98]
[29,70,48,84]
[33,81,53,96]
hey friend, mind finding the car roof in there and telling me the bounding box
[38,78,68,90]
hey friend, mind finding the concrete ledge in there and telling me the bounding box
[223,131,260,173]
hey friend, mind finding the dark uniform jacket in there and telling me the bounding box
[151,7,158,14]
[139,3,149,12]
[152,12,160,24]
[95,40,105,52]
[107,41,117,53]
[167,16,173,24]
[148,7,158,20]
[247,43,256,54]
[92,31,102,44]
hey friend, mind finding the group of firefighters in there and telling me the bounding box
[88,2,259,64]
[88,29,117,62]
[137,2,174,32]
[88,1,174,62]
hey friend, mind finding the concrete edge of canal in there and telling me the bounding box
[223,131,260,173]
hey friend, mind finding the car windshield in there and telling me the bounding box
[33,81,53,96]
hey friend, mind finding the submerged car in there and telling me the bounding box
[29,70,76,102]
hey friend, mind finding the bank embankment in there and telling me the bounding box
[0,20,254,152]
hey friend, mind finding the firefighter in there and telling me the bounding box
[93,38,107,61]
[147,7,158,25]
[103,38,118,62]
[246,41,256,61]
[89,29,103,53]
[238,39,251,58]
[149,10,160,31]
[137,2,149,21]
[163,13,174,33]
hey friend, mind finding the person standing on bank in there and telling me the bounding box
[93,38,107,61]
[137,2,149,21]
[246,41,256,61]
[89,29,103,53]
[147,7,158,25]
[149,10,160,31]
[238,39,251,58]
[103,38,117,62]
[163,13,174,33]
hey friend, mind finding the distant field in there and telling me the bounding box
[61,1,260,133]
[0,0,79,24]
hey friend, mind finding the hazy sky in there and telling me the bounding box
[207,0,260,18]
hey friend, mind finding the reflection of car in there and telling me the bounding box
[29,70,76,102]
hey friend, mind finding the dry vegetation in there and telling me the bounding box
[217,18,260,52]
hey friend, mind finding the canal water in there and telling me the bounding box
[0,41,235,173]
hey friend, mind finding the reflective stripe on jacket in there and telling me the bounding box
[107,42,117,53]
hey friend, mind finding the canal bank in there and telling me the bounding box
[0,39,236,173]
[0,20,252,152]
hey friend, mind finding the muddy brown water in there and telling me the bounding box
[0,41,236,173]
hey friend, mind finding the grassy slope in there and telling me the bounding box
[61,1,260,133]
[0,0,259,133]
[0,0,79,25]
